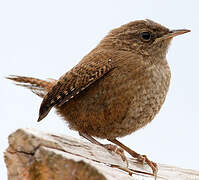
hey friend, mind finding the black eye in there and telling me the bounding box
[140,31,151,41]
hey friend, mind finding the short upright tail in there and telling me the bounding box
[6,75,57,98]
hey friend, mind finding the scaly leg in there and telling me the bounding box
[108,138,158,178]
[79,132,128,164]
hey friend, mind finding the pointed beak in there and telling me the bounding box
[168,29,191,38]
[154,29,190,43]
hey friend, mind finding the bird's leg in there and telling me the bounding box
[108,138,158,178]
[79,132,128,164]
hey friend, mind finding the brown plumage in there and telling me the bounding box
[7,75,56,97]
[7,19,190,177]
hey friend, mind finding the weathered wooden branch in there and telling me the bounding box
[4,128,199,180]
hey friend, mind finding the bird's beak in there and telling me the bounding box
[154,29,190,43]
[168,29,191,38]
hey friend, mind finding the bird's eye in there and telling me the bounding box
[140,31,151,42]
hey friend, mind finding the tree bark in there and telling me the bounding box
[4,128,199,180]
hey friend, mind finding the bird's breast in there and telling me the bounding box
[119,61,171,135]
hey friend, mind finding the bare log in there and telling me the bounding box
[4,128,199,180]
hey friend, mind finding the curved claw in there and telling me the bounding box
[108,138,158,179]
[137,154,158,179]
[103,144,129,167]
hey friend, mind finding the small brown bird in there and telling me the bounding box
[7,19,190,177]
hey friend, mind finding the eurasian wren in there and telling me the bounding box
[7,19,190,177]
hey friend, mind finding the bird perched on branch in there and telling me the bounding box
[7,19,190,178]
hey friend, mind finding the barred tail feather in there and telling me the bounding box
[6,75,57,98]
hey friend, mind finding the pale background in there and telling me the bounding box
[1,0,198,179]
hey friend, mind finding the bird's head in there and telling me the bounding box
[100,19,190,59]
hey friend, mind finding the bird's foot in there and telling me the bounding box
[103,144,128,167]
[137,154,158,179]
[78,132,128,166]
[108,138,158,179]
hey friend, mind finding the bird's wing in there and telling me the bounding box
[38,58,113,122]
